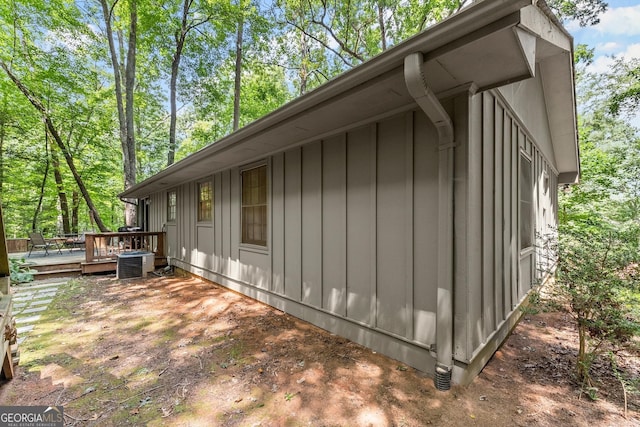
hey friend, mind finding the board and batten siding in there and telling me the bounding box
[152,109,443,363]
[146,89,558,376]
[456,89,558,364]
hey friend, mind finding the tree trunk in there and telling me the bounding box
[0,204,9,277]
[51,145,71,234]
[124,0,138,226]
[298,30,308,96]
[0,111,5,201]
[32,125,50,232]
[377,2,387,51]
[577,323,588,384]
[233,7,244,132]
[72,191,79,233]
[167,0,191,167]
[100,0,137,226]
[0,60,109,232]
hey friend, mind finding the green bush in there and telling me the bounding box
[555,228,640,385]
[9,258,35,285]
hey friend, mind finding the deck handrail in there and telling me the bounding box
[85,231,165,263]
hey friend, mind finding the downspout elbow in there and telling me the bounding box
[404,53,454,145]
[404,52,455,391]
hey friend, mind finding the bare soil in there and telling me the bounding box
[1,273,639,426]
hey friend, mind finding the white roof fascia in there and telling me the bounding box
[518,4,579,183]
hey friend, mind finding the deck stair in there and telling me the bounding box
[26,261,82,280]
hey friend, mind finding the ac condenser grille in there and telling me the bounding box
[117,254,143,279]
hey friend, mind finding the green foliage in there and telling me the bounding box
[574,43,594,66]
[608,58,640,117]
[547,0,607,26]
[558,53,640,388]
[9,258,34,284]
[555,228,640,385]
[0,0,612,236]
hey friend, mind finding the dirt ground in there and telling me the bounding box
[1,273,639,426]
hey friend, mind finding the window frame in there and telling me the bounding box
[197,179,213,223]
[519,151,534,252]
[167,189,177,223]
[240,162,268,248]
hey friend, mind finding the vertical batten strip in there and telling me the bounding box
[320,140,324,310]
[299,147,304,301]
[405,111,415,339]
[503,115,512,311]
[214,173,222,271]
[284,148,302,301]
[511,123,519,304]
[494,101,504,324]
[370,124,378,328]
[231,168,240,261]
[271,153,285,295]
[343,132,349,318]
[482,93,495,338]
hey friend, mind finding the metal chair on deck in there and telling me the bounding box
[27,232,62,257]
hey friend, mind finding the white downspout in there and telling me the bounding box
[404,52,455,391]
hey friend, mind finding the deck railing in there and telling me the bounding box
[85,231,165,263]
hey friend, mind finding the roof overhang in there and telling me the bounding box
[121,0,578,199]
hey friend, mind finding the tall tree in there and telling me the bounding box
[233,0,246,132]
[99,0,138,226]
[31,126,50,232]
[167,0,213,166]
[608,58,640,117]
[50,144,71,234]
[0,61,109,232]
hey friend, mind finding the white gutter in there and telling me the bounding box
[404,52,455,391]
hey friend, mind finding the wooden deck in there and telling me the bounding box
[10,231,167,278]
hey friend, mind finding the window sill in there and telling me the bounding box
[520,246,535,257]
[239,243,269,255]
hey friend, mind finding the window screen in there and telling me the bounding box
[241,165,267,246]
[520,155,533,250]
[198,181,212,222]
[167,190,177,222]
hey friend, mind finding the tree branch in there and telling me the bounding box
[284,19,355,68]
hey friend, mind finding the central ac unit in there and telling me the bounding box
[117,251,155,279]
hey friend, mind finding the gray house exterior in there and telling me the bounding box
[120,0,578,387]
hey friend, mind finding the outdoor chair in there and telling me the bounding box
[64,233,86,252]
[27,232,62,257]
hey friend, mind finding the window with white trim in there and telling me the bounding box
[241,165,267,246]
[167,190,177,222]
[197,181,213,222]
[520,154,533,250]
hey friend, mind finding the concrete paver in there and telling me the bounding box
[21,306,48,314]
[12,280,67,344]
[30,299,54,306]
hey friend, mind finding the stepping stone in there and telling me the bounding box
[10,280,68,344]
[17,325,35,335]
[16,315,41,325]
[32,292,57,300]
[21,306,48,314]
[18,281,66,290]
[30,299,54,306]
